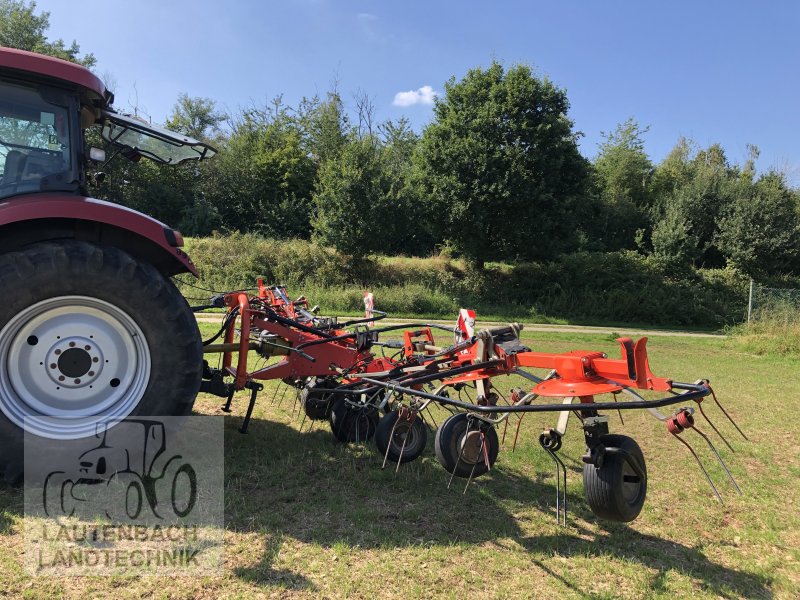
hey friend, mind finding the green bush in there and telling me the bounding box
[178,235,754,327]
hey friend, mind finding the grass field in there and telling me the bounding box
[1,324,798,599]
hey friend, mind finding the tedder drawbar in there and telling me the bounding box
[198,288,747,524]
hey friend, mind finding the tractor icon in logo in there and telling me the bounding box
[43,419,197,521]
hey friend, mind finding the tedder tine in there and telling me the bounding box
[612,393,624,426]
[463,433,487,495]
[691,425,742,495]
[448,433,469,490]
[511,415,524,453]
[539,430,567,525]
[667,410,722,502]
[697,402,735,453]
[382,415,402,470]
[709,386,748,441]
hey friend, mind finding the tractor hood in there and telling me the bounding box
[100,110,216,165]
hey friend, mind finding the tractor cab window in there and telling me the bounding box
[0,81,76,200]
[100,111,215,165]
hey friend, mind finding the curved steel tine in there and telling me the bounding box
[395,422,410,474]
[553,450,567,526]
[276,384,288,408]
[448,433,468,490]
[691,426,742,495]
[698,403,735,453]
[540,438,567,525]
[502,418,509,446]
[298,411,308,434]
[612,393,624,425]
[709,387,748,441]
[672,433,722,502]
[512,415,525,452]
[382,416,402,469]
[424,406,438,430]
[270,384,280,404]
[463,433,486,494]
[294,388,302,417]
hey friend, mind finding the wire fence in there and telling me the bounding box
[748,280,800,322]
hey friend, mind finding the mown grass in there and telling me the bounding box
[1,325,798,598]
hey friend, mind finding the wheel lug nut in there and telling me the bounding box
[74,379,81,385]
[58,376,65,382]
[68,342,75,348]
[55,349,61,355]
[88,371,95,376]
[50,363,57,369]
[84,345,91,351]
[92,357,99,363]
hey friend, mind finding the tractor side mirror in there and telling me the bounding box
[88,147,106,162]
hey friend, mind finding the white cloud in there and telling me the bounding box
[392,85,439,107]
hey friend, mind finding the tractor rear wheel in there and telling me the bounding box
[0,241,202,484]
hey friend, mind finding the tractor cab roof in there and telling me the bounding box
[0,47,111,107]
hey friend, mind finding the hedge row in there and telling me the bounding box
[177,234,758,328]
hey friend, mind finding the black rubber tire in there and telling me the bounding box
[374,410,428,464]
[300,377,337,421]
[583,434,648,523]
[434,413,499,478]
[0,241,202,485]
[329,396,379,443]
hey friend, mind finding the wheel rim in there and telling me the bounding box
[621,459,644,504]
[391,422,415,449]
[459,429,484,464]
[0,296,151,439]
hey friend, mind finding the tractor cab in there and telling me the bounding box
[0,47,214,201]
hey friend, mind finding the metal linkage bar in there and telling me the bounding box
[329,376,712,415]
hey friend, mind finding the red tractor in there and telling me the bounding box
[0,48,215,483]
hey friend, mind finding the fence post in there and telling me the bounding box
[747,279,755,323]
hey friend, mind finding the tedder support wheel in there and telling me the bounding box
[374,410,428,464]
[0,241,202,484]
[582,434,648,522]
[329,396,379,444]
[300,377,337,421]
[434,413,499,479]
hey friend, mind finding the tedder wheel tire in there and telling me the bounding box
[329,396,379,443]
[300,377,337,421]
[0,241,202,485]
[582,434,647,523]
[434,413,499,479]
[374,410,428,464]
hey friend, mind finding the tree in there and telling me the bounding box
[647,141,745,268]
[649,195,701,275]
[165,94,227,142]
[299,91,350,166]
[203,99,315,238]
[311,135,392,254]
[590,119,653,250]
[0,0,95,66]
[415,61,590,267]
[716,172,800,277]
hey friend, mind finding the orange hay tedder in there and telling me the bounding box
[199,292,747,524]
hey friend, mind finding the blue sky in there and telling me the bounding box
[38,0,800,181]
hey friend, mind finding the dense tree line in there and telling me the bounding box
[4,0,800,282]
[104,64,798,281]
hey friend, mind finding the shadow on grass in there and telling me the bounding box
[0,411,771,597]
[223,415,772,598]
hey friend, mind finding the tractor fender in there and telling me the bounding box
[0,193,197,276]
